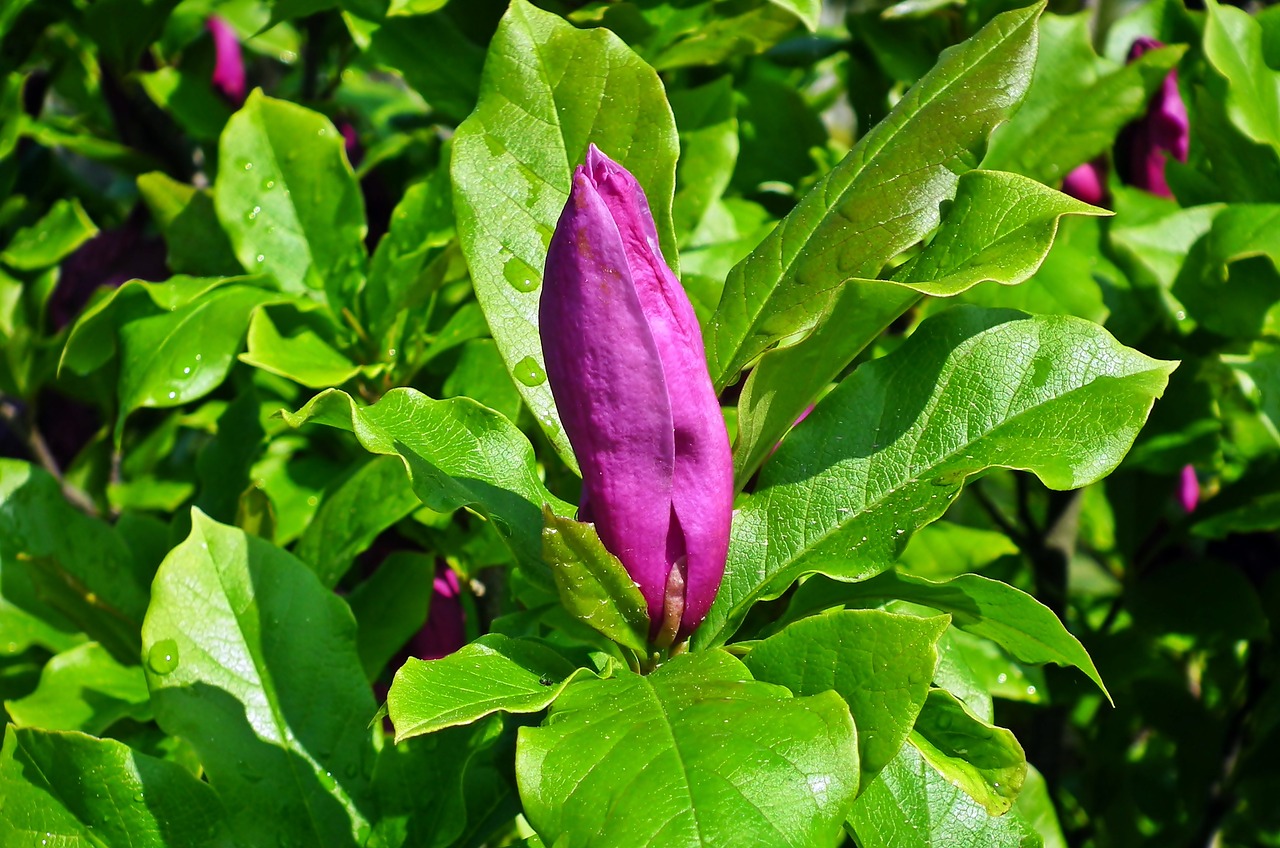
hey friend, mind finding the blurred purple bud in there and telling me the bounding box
[1061,160,1108,207]
[411,568,467,661]
[1178,464,1199,514]
[541,144,733,645]
[207,17,246,105]
[1121,37,1189,198]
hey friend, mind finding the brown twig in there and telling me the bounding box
[0,395,101,517]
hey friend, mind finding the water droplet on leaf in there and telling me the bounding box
[148,640,179,674]
[514,356,546,387]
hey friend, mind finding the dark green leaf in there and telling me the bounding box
[0,460,149,664]
[348,551,433,681]
[137,172,241,276]
[295,455,420,588]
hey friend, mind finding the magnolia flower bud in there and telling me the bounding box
[1121,37,1189,198]
[540,145,733,645]
[207,17,246,105]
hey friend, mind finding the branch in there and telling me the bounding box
[0,396,101,518]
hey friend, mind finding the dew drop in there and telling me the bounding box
[148,639,180,674]
[514,356,546,387]
[244,162,253,170]
[996,672,1008,684]
[317,770,337,790]
[167,391,177,400]
[256,254,265,263]
[183,366,191,375]
[263,179,276,190]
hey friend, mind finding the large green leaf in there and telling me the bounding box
[848,742,1041,848]
[388,634,592,741]
[713,4,1042,485]
[347,551,433,681]
[0,460,148,664]
[141,511,376,847]
[516,650,859,848]
[744,609,949,789]
[1171,204,1280,339]
[982,12,1185,185]
[238,304,364,388]
[0,725,235,848]
[784,570,1109,698]
[669,76,739,246]
[696,307,1175,648]
[451,0,679,470]
[283,388,571,575]
[5,642,149,734]
[1203,0,1280,153]
[216,91,367,307]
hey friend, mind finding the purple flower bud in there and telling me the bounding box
[541,145,733,645]
[1178,464,1199,514]
[207,17,246,105]
[412,568,466,661]
[1061,160,1108,207]
[1121,37,1189,198]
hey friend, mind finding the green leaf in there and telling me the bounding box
[1171,204,1280,339]
[216,90,367,306]
[1012,765,1068,848]
[786,570,1109,700]
[517,650,859,848]
[367,11,484,125]
[0,725,235,848]
[294,455,421,588]
[910,688,1026,815]
[744,609,949,788]
[348,551,432,681]
[365,160,455,338]
[80,0,182,68]
[60,276,239,378]
[0,460,149,665]
[899,521,1019,580]
[697,307,1175,649]
[370,719,503,848]
[137,172,241,276]
[194,387,265,525]
[116,282,285,437]
[0,198,97,271]
[283,388,572,575]
[877,170,1109,296]
[714,3,1042,485]
[541,507,651,654]
[982,12,1185,185]
[451,0,679,470]
[670,76,739,245]
[848,741,1041,848]
[1203,0,1280,153]
[4,642,150,734]
[138,66,233,141]
[239,303,363,388]
[141,510,376,847]
[387,634,588,740]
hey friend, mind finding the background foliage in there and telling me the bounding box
[0,0,1278,845]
